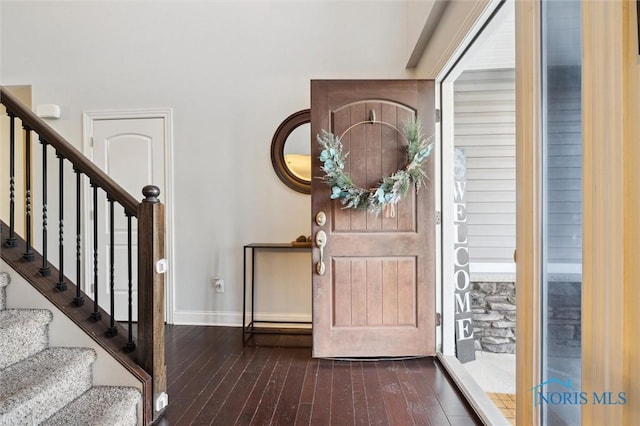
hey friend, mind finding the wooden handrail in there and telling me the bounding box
[0,86,139,215]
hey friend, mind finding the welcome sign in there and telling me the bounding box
[454,148,475,363]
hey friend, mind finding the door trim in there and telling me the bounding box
[82,108,175,324]
[514,1,541,424]
[582,2,627,424]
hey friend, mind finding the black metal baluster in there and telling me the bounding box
[73,169,84,307]
[5,113,16,248]
[56,152,66,291]
[90,184,101,321]
[39,139,51,276]
[23,126,34,262]
[124,214,135,352]
[106,198,117,337]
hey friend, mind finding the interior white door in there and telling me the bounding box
[89,117,166,320]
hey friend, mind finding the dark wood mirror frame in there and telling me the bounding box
[270,109,311,194]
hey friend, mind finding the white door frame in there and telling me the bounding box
[82,108,175,324]
[437,0,512,358]
[432,1,515,425]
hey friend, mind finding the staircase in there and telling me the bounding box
[1,86,166,424]
[0,271,141,424]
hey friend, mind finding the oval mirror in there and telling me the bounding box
[270,109,311,194]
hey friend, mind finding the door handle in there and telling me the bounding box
[315,230,327,275]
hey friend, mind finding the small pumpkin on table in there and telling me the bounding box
[291,235,312,247]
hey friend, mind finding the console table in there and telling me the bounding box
[242,243,312,335]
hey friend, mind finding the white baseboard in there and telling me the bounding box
[172,310,312,327]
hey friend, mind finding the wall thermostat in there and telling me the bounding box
[36,104,61,119]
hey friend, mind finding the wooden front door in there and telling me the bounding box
[311,80,436,358]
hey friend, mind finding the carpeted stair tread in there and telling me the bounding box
[45,385,141,426]
[0,308,53,370]
[0,273,141,424]
[0,308,52,328]
[0,272,10,311]
[0,347,96,424]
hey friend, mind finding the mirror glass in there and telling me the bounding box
[283,123,311,181]
[270,109,311,194]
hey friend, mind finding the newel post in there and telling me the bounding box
[137,185,167,421]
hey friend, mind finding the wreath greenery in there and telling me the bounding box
[317,118,432,216]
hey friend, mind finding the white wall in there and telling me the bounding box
[413,0,491,78]
[0,2,3,83]
[404,0,440,66]
[0,1,414,324]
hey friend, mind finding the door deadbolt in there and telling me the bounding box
[315,211,326,226]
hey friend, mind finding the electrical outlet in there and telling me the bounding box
[155,392,169,412]
[214,278,225,293]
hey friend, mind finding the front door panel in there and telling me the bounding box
[311,80,435,358]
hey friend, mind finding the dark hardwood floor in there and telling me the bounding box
[157,325,481,426]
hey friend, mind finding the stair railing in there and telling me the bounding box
[0,86,165,424]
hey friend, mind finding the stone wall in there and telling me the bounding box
[546,281,581,357]
[471,282,516,353]
[470,280,581,355]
